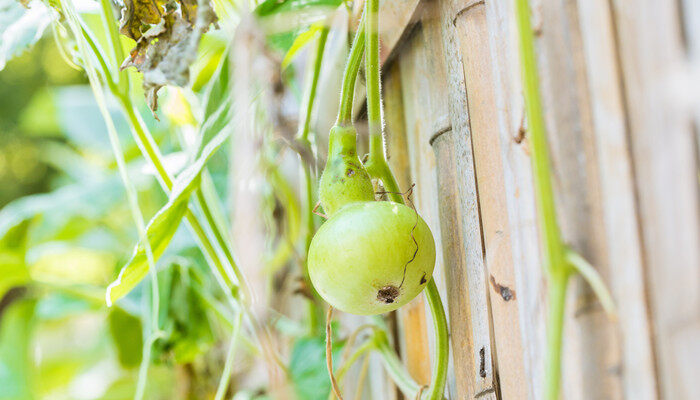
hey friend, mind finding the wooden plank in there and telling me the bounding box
[574,0,659,398]
[384,61,432,387]
[451,2,529,399]
[469,0,550,396]
[612,0,700,398]
[393,2,499,399]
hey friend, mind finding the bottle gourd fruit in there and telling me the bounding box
[309,125,436,315]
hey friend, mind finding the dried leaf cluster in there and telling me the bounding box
[119,0,217,111]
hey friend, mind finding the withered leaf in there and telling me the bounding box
[121,0,217,112]
[119,0,217,112]
[119,0,168,41]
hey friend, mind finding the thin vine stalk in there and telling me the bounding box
[514,1,569,399]
[298,26,330,332]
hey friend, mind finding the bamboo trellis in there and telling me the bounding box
[362,0,700,398]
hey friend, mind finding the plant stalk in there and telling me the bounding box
[336,11,367,125]
[514,1,570,399]
[298,26,330,333]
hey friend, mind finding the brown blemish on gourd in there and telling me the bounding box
[419,273,427,285]
[377,285,399,304]
[346,168,355,177]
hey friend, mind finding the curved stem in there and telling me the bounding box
[374,331,421,396]
[336,11,367,125]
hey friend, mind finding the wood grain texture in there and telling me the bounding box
[409,1,500,398]
[452,2,529,399]
[612,0,700,398]
[575,0,658,397]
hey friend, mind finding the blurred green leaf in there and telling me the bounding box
[255,0,342,53]
[98,365,177,400]
[0,0,54,71]
[289,336,343,400]
[105,199,189,306]
[254,0,344,18]
[35,292,92,320]
[0,299,36,400]
[282,23,322,69]
[106,121,233,305]
[152,264,213,364]
[0,219,31,299]
[108,308,143,368]
[0,175,126,242]
[195,50,231,157]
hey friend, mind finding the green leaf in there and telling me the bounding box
[289,336,344,400]
[254,0,342,52]
[282,24,322,69]
[254,0,344,18]
[0,219,31,299]
[106,119,233,305]
[195,51,232,156]
[0,0,54,71]
[0,299,36,400]
[105,199,189,306]
[108,308,143,368]
[151,264,214,364]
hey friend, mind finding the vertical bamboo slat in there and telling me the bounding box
[452,2,530,399]
[574,0,658,397]
[396,2,499,399]
[612,1,700,398]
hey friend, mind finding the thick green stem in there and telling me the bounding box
[514,0,565,274]
[336,12,366,125]
[544,272,569,400]
[515,1,570,399]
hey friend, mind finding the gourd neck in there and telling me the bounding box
[328,125,358,158]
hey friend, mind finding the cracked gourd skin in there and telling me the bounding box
[319,125,374,216]
[308,201,436,315]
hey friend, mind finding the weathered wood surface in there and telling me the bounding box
[380,0,699,399]
[612,0,700,398]
[451,2,531,399]
[391,2,500,399]
[574,0,659,397]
